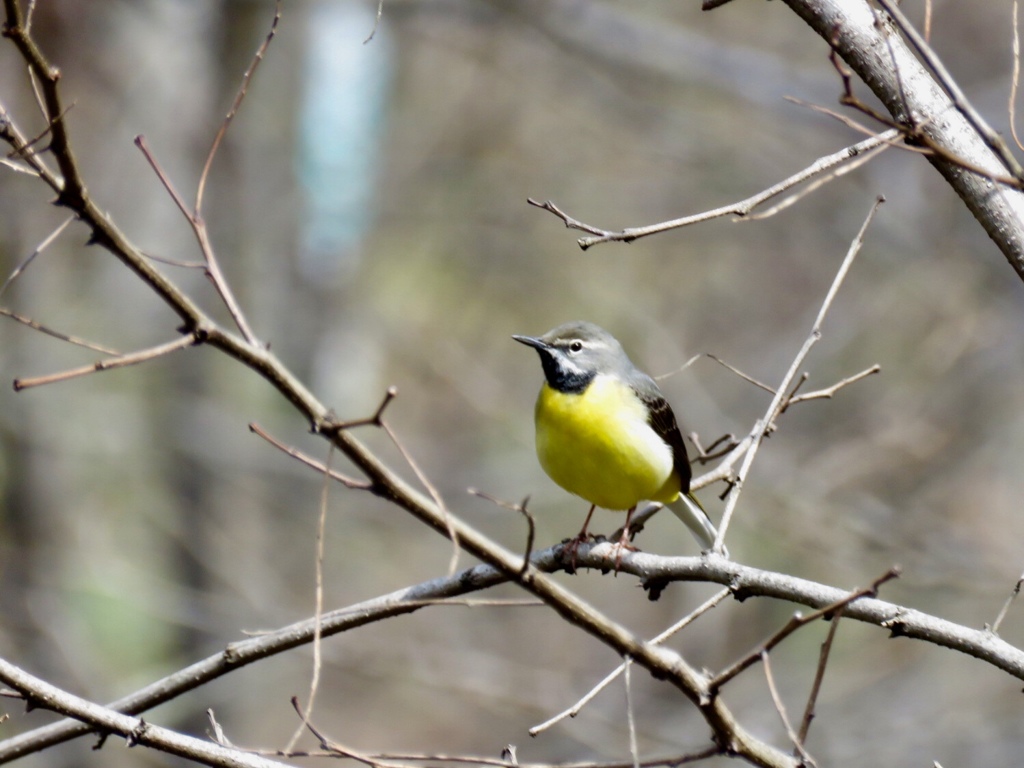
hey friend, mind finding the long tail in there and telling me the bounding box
[668,492,728,556]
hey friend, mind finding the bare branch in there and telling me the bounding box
[5,548,1024,764]
[529,132,896,250]
[0,656,289,768]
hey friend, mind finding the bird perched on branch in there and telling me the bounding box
[513,321,723,561]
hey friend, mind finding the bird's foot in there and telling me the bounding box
[612,531,639,573]
[561,532,596,572]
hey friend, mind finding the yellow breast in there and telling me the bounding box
[534,375,681,510]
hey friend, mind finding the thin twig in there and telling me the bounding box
[284,444,333,754]
[364,0,385,44]
[130,0,281,350]
[706,354,775,394]
[796,602,846,746]
[133,135,194,222]
[206,708,233,748]
[469,489,535,575]
[0,101,57,184]
[1012,1,1024,152]
[781,364,881,412]
[0,215,73,299]
[745,143,887,220]
[988,572,1024,635]
[13,334,196,391]
[382,419,461,575]
[623,658,640,768]
[291,698,392,768]
[651,353,702,382]
[196,0,281,212]
[0,308,120,354]
[248,423,370,489]
[762,652,816,767]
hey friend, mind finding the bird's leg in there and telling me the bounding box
[613,506,640,571]
[563,504,597,571]
[577,503,597,540]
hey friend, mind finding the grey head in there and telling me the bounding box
[512,321,634,394]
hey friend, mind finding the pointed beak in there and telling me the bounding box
[512,334,549,351]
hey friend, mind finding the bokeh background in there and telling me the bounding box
[2,1,1024,765]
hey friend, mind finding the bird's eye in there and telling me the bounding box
[568,341,583,353]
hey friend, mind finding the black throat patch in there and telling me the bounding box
[539,350,595,394]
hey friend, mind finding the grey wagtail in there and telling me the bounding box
[513,321,723,556]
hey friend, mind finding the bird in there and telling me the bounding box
[512,321,723,560]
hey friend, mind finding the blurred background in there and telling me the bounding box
[1,0,1024,765]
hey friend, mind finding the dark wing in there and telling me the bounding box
[632,375,692,492]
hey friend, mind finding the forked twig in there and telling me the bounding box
[326,388,461,573]
[712,197,885,551]
[134,135,258,345]
[529,589,731,735]
[781,364,881,412]
[710,568,899,693]
[469,489,535,575]
[127,2,280,347]
[529,132,896,250]
[328,386,398,430]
